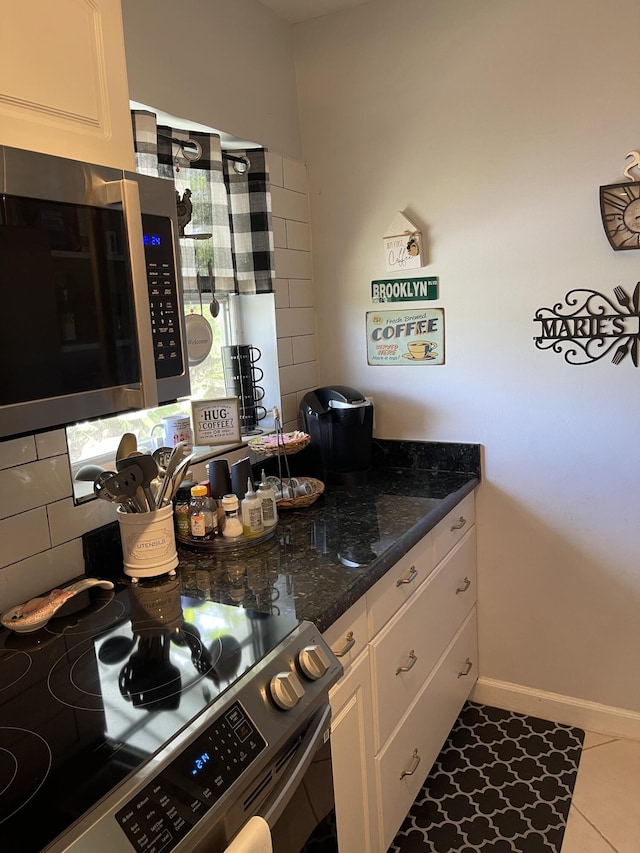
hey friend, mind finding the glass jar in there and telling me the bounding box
[189,485,217,540]
[174,484,192,539]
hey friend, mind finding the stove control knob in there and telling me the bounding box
[298,644,331,680]
[270,670,305,710]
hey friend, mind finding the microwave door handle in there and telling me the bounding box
[102,178,159,409]
[259,703,332,830]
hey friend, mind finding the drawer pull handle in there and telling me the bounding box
[396,650,417,675]
[334,631,355,658]
[396,565,418,586]
[450,516,467,531]
[400,748,421,779]
[456,577,471,594]
[458,658,473,678]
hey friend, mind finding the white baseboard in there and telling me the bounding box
[471,677,640,741]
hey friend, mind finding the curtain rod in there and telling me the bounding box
[157,132,251,173]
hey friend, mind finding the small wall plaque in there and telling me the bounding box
[191,398,241,446]
[371,276,438,303]
[383,212,424,272]
[366,308,445,365]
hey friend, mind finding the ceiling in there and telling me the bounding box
[257,0,372,24]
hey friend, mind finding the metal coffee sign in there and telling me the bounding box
[371,276,439,303]
[366,308,445,365]
[533,284,640,366]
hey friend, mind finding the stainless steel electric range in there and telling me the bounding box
[0,576,342,852]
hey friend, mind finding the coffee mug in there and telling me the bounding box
[407,340,437,360]
[151,415,192,449]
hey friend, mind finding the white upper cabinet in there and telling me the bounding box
[0,0,134,170]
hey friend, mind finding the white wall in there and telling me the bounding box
[292,0,640,722]
[121,0,303,160]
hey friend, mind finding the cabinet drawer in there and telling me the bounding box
[370,527,476,749]
[375,609,478,853]
[367,532,434,637]
[323,596,368,669]
[432,492,475,565]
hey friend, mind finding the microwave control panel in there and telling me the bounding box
[142,213,185,380]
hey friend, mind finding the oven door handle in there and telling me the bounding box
[259,703,332,830]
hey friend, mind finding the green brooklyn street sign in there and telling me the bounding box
[371,276,439,303]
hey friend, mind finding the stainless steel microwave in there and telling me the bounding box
[0,145,190,439]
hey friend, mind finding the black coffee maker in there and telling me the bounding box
[299,385,374,486]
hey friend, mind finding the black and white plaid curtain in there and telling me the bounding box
[130,109,275,295]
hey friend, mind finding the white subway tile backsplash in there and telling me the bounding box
[286,219,311,251]
[274,278,290,309]
[279,361,319,396]
[0,456,72,521]
[277,337,294,366]
[280,392,299,427]
[283,157,308,194]
[289,279,315,308]
[293,335,317,364]
[36,429,68,458]
[276,307,316,338]
[271,185,309,223]
[275,248,313,280]
[273,216,287,248]
[0,539,84,613]
[267,151,283,187]
[47,496,118,548]
[0,436,36,471]
[0,507,50,569]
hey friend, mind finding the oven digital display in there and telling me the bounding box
[116,701,266,852]
[190,751,211,776]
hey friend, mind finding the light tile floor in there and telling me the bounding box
[561,731,640,852]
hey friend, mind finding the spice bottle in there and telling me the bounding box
[257,470,278,529]
[173,484,192,539]
[221,494,244,539]
[190,485,216,540]
[241,478,264,538]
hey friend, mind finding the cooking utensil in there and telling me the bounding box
[208,261,220,318]
[1,578,115,633]
[116,432,137,464]
[94,471,135,511]
[105,465,148,512]
[156,441,191,507]
[75,463,109,482]
[152,446,174,476]
[117,454,159,511]
[166,456,192,503]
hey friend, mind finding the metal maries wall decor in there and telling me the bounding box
[533,283,640,367]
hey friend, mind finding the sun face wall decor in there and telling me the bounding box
[599,151,640,250]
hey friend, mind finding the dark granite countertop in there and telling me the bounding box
[174,440,481,633]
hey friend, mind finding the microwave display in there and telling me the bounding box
[142,213,184,381]
[0,194,138,406]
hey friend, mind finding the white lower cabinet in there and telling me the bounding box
[326,493,478,852]
[329,649,378,853]
[375,610,477,851]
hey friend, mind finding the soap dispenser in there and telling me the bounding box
[241,477,264,538]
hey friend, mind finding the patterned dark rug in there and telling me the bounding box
[389,702,585,853]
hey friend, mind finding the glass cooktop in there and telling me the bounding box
[0,576,298,852]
